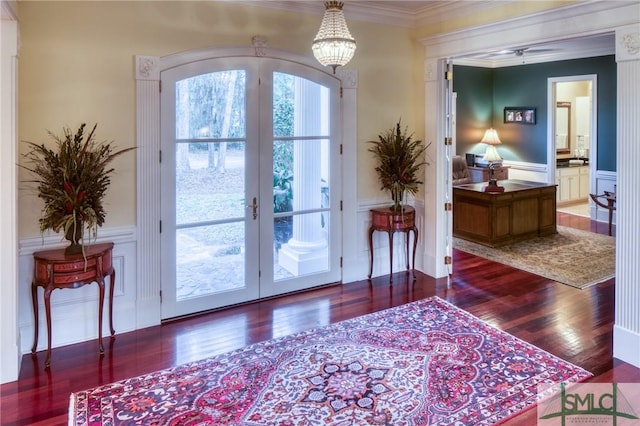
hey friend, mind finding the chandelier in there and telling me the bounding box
[312,1,356,73]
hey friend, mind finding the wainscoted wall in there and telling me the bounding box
[17,202,427,355]
[18,172,621,357]
[18,227,137,355]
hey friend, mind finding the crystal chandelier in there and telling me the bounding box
[312,1,356,73]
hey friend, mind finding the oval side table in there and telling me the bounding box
[31,242,115,368]
[368,206,418,281]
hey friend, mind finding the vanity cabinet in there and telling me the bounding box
[556,166,589,204]
[579,167,590,199]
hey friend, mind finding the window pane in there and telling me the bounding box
[176,223,245,301]
[176,70,246,140]
[176,142,245,224]
[274,212,329,280]
[273,72,329,138]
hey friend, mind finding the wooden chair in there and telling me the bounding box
[452,155,471,185]
[590,191,616,236]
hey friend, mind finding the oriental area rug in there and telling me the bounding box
[69,297,592,425]
[454,226,615,289]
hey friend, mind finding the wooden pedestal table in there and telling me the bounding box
[31,242,115,368]
[368,206,418,280]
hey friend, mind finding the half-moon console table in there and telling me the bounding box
[31,242,115,368]
[368,206,418,280]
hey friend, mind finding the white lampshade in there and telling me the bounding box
[481,128,502,162]
[481,128,502,145]
[312,1,356,74]
[483,144,502,162]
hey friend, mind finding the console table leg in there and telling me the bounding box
[109,270,116,336]
[44,289,53,368]
[368,227,374,279]
[98,280,105,354]
[388,231,394,281]
[412,227,418,275]
[405,230,410,270]
[31,283,39,354]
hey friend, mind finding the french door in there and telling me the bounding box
[160,57,342,319]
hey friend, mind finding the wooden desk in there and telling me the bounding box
[31,242,115,367]
[368,206,418,279]
[453,180,557,247]
[468,165,509,183]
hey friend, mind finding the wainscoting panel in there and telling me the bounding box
[503,160,549,183]
[18,227,137,355]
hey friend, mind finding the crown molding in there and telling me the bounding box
[419,0,635,66]
[228,1,516,28]
[1,0,18,20]
[454,37,615,68]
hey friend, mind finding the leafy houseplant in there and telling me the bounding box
[368,120,429,211]
[22,123,135,254]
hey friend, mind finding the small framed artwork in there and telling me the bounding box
[504,107,536,124]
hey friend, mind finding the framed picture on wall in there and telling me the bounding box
[504,107,536,124]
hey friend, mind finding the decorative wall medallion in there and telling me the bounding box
[621,32,640,55]
[336,69,358,89]
[424,60,437,82]
[136,56,159,80]
[252,36,268,57]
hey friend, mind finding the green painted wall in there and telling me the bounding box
[454,55,616,171]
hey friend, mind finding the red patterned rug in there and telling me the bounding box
[69,297,591,425]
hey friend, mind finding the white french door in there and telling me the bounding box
[160,57,342,319]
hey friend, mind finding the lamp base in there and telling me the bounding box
[483,180,504,193]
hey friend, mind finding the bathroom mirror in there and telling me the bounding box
[555,101,571,154]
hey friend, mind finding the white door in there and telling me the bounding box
[160,57,341,319]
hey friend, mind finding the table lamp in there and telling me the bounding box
[481,128,504,192]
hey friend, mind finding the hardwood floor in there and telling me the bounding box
[2,213,636,425]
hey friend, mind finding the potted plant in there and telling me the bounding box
[368,119,429,211]
[21,123,135,254]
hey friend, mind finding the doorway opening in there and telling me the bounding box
[548,75,597,219]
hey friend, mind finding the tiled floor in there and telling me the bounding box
[557,202,589,217]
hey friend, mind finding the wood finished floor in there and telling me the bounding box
[2,213,637,425]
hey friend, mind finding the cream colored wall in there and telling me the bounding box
[17,1,421,237]
[410,0,577,38]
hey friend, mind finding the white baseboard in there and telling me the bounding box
[613,324,640,368]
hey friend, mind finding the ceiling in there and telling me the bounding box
[238,0,615,67]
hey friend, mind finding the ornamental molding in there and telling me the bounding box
[136,55,160,81]
[424,60,438,82]
[252,36,268,57]
[336,69,357,89]
[617,26,640,62]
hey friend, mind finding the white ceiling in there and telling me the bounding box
[236,0,616,66]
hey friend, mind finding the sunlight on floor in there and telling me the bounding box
[557,202,589,217]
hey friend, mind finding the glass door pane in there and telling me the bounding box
[260,64,341,298]
[175,142,246,300]
[161,61,260,319]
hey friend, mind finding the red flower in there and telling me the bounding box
[76,190,86,203]
[65,202,74,214]
[63,181,73,194]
